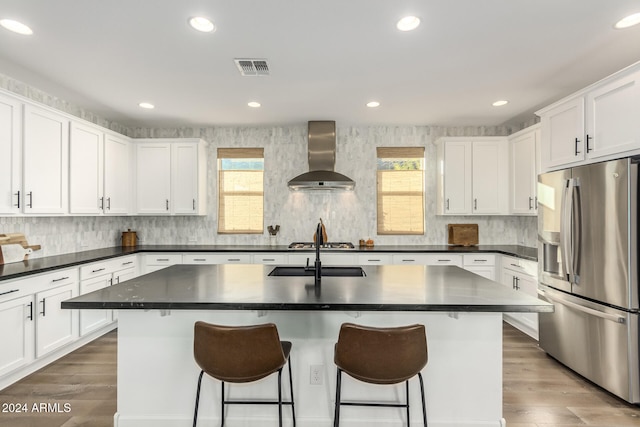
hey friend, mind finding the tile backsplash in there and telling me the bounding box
[1,74,538,259]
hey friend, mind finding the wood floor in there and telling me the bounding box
[1,323,640,426]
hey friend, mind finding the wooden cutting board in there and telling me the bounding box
[0,233,41,264]
[448,224,479,246]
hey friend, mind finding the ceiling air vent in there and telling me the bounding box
[234,59,270,76]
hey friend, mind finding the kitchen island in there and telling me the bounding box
[62,264,552,427]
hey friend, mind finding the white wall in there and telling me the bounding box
[0,73,537,258]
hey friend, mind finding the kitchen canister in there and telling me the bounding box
[122,229,137,247]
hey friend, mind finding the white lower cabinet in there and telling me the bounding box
[0,294,34,377]
[143,253,183,273]
[252,253,288,265]
[463,254,496,280]
[183,253,251,264]
[501,256,539,339]
[79,275,112,337]
[392,253,463,266]
[35,277,79,358]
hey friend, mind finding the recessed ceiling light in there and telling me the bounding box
[248,101,261,108]
[139,102,155,109]
[189,16,215,33]
[396,16,421,32]
[492,100,508,107]
[614,12,640,29]
[366,101,381,108]
[0,19,33,35]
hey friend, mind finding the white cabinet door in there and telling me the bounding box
[69,121,103,214]
[586,70,640,159]
[540,97,585,169]
[35,283,78,358]
[510,127,539,215]
[135,142,171,214]
[441,141,472,214]
[79,275,112,336]
[0,93,22,214]
[472,139,508,214]
[171,143,199,215]
[0,295,34,377]
[104,133,131,214]
[23,104,69,214]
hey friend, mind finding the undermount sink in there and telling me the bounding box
[268,266,366,277]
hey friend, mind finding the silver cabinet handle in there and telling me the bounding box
[100,197,104,210]
[91,268,106,273]
[473,259,487,262]
[262,258,275,262]
[193,199,196,210]
[368,259,381,262]
[156,258,169,262]
[52,276,69,283]
[474,198,478,210]
[193,258,207,262]
[574,137,581,155]
[446,198,450,210]
[122,261,134,266]
[529,197,533,210]
[586,134,593,153]
[27,191,33,208]
[40,298,46,316]
[401,259,415,262]
[228,258,241,262]
[166,199,169,211]
[106,197,111,210]
[0,289,19,296]
[14,190,20,208]
[27,302,33,321]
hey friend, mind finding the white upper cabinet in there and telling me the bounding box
[135,139,207,215]
[103,133,132,215]
[135,142,171,214]
[585,70,640,159]
[70,122,103,214]
[436,137,508,215]
[70,123,132,215]
[537,64,640,171]
[23,104,69,214]
[509,125,540,215]
[0,93,22,215]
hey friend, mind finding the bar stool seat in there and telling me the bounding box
[192,321,296,427]
[333,322,428,426]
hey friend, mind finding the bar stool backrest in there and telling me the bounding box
[193,321,287,383]
[334,323,428,385]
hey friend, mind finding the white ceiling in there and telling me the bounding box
[1,0,640,129]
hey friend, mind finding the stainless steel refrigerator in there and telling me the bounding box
[537,156,639,403]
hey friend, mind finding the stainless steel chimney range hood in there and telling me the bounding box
[288,121,355,191]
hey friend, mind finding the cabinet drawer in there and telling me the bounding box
[253,254,288,265]
[392,254,463,266]
[357,254,392,265]
[463,254,496,266]
[287,253,356,266]
[183,253,251,264]
[113,255,137,271]
[145,254,183,266]
[502,256,537,277]
[38,268,78,288]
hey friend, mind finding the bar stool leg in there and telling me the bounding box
[278,368,283,427]
[221,382,225,427]
[287,355,296,426]
[406,380,411,427]
[193,370,204,427]
[418,373,427,426]
[333,369,342,427]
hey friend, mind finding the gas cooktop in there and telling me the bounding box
[288,242,355,249]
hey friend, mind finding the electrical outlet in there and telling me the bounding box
[310,365,323,385]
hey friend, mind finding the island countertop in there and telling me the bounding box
[62,263,553,313]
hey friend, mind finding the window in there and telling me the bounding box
[218,148,264,234]
[376,147,425,235]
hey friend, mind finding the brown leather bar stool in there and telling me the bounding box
[333,322,428,426]
[192,321,296,427]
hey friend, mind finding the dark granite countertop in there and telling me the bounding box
[0,244,537,282]
[62,264,553,313]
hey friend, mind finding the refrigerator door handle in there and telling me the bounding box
[560,180,573,282]
[572,181,582,284]
[538,289,626,324]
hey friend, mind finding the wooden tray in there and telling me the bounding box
[448,224,478,246]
